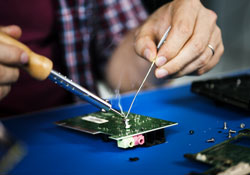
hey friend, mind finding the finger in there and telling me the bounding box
[155,9,217,78]
[176,25,220,77]
[134,24,158,62]
[0,65,19,85]
[0,25,22,39]
[134,3,172,62]
[0,85,11,100]
[175,47,213,77]
[156,0,201,64]
[0,42,28,65]
[192,26,223,75]
[197,42,224,75]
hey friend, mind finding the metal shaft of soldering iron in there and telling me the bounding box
[125,26,171,118]
[48,70,122,116]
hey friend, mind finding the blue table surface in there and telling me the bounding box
[2,84,250,175]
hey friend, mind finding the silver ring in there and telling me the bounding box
[208,44,215,56]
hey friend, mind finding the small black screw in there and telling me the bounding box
[189,130,194,135]
[129,157,139,162]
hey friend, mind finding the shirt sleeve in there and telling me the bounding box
[92,0,148,79]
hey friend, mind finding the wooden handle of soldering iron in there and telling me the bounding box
[0,31,53,80]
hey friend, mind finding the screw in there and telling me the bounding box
[206,138,215,143]
[240,123,245,129]
[229,129,236,134]
[223,122,227,130]
[228,132,232,139]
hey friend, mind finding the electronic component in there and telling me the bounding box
[133,134,145,146]
[185,129,250,174]
[117,137,135,149]
[191,74,250,110]
[55,111,177,149]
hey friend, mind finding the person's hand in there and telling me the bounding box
[134,0,224,78]
[0,25,28,100]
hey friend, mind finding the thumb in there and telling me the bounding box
[0,25,22,39]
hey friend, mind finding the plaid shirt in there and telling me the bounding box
[56,0,148,93]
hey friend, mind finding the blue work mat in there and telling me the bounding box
[2,84,250,174]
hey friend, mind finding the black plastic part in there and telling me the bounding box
[129,157,139,161]
[100,134,112,142]
[191,74,250,110]
[189,130,194,135]
[143,129,166,147]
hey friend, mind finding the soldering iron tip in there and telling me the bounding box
[110,108,123,117]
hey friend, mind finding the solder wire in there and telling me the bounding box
[125,26,171,119]
[125,60,155,118]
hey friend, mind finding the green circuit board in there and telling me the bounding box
[55,111,177,140]
[185,129,250,174]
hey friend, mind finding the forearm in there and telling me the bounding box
[106,29,153,92]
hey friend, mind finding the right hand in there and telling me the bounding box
[134,0,223,79]
[0,25,29,100]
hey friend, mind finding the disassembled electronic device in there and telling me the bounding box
[55,111,177,149]
[185,129,250,175]
[191,74,250,110]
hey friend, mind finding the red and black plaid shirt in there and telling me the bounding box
[56,0,148,93]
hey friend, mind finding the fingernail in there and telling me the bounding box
[156,56,167,67]
[143,48,152,61]
[20,52,28,64]
[156,68,168,78]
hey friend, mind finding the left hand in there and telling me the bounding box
[134,0,224,78]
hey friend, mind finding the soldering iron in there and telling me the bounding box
[0,31,122,116]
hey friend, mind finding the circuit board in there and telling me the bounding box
[185,129,250,174]
[56,111,177,140]
[55,111,177,148]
